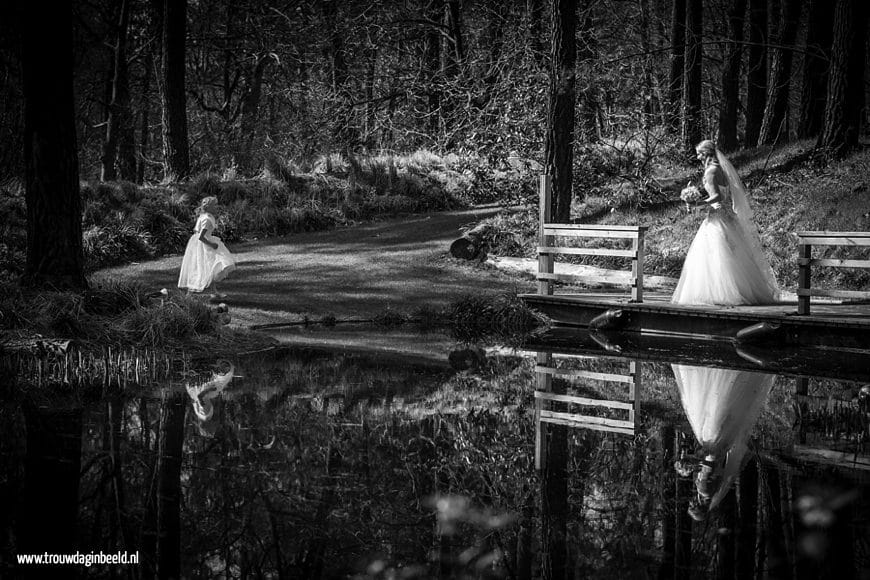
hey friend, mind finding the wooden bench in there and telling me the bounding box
[797,231,870,314]
[534,352,641,470]
[538,175,646,302]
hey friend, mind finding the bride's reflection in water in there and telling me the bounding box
[670,364,775,521]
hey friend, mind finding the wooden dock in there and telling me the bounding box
[521,291,870,350]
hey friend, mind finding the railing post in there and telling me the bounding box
[534,351,552,471]
[629,361,641,427]
[538,174,553,296]
[631,228,645,303]
[797,242,811,315]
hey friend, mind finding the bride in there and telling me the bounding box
[671,140,780,305]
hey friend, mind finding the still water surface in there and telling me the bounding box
[1,329,869,579]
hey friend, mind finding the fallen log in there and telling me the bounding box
[449,223,490,260]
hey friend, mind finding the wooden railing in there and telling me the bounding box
[534,351,641,470]
[797,231,870,315]
[538,175,646,302]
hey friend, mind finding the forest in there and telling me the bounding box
[0,0,867,290]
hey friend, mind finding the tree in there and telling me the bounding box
[744,0,767,147]
[101,0,136,182]
[543,0,577,223]
[576,0,599,141]
[423,0,443,137]
[526,0,545,64]
[681,0,703,152]
[160,0,191,180]
[667,0,687,131]
[757,0,801,145]
[820,0,868,156]
[797,0,835,138]
[18,0,86,289]
[137,0,163,184]
[717,0,747,152]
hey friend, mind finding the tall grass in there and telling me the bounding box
[0,281,231,349]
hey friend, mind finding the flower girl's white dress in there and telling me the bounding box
[671,164,779,305]
[178,213,236,292]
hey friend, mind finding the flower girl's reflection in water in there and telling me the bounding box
[670,364,775,521]
[185,360,235,436]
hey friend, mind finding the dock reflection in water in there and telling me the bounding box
[0,334,868,578]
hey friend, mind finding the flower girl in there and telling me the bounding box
[178,196,236,298]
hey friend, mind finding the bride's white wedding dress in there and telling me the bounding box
[672,152,780,305]
[672,364,775,510]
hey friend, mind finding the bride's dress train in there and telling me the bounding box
[671,208,780,305]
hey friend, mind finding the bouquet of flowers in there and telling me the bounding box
[680,183,703,212]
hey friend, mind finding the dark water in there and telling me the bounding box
[1,331,869,579]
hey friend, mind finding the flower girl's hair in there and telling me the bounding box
[196,196,219,215]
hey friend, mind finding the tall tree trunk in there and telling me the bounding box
[758,0,802,145]
[160,0,190,181]
[675,473,693,580]
[19,0,86,289]
[797,0,835,138]
[668,0,687,131]
[736,458,759,580]
[681,0,703,152]
[717,489,737,580]
[577,0,599,141]
[237,55,274,173]
[364,46,376,148]
[820,0,868,157]
[101,0,135,182]
[764,465,790,578]
[717,0,747,152]
[745,0,768,147]
[658,426,677,580]
[639,0,658,136]
[515,487,535,580]
[17,404,82,574]
[544,0,577,223]
[541,380,569,579]
[109,396,130,554]
[137,0,163,184]
[424,0,443,138]
[156,395,186,579]
[526,0,545,64]
[324,0,354,148]
[442,0,464,77]
[138,52,154,184]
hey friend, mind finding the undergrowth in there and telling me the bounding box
[0,280,267,352]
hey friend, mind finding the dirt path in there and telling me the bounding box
[96,206,535,329]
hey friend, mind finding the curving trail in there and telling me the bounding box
[96,206,534,330]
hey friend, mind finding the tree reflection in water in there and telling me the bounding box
[0,347,868,578]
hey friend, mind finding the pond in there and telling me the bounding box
[1,329,869,579]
